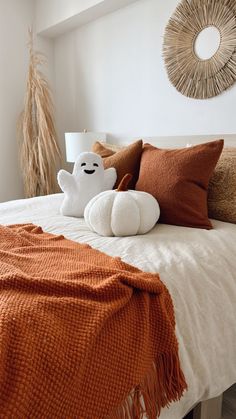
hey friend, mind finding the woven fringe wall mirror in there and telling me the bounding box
[163,0,236,99]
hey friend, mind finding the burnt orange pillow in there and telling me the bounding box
[92,140,143,189]
[135,140,224,229]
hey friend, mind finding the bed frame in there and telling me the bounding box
[192,395,223,419]
[113,132,236,419]
[183,395,223,419]
[112,133,236,149]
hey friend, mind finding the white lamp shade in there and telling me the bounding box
[65,132,106,162]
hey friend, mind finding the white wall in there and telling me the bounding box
[53,0,236,157]
[1,0,235,200]
[0,0,55,202]
[0,0,34,202]
[36,0,102,33]
[35,0,138,36]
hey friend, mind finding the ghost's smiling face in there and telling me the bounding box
[81,161,98,175]
[73,152,104,179]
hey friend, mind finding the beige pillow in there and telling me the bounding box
[208,148,236,223]
[99,142,124,153]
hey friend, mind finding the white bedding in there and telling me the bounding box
[0,193,236,419]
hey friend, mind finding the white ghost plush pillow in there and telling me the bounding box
[57,152,117,217]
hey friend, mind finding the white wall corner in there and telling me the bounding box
[35,0,139,38]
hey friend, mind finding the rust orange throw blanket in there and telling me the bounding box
[0,224,187,418]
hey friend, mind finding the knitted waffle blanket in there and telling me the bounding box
[0,224,187,418]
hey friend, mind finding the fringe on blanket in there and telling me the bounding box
[109,352,187,419]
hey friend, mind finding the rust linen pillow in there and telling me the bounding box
[208,148,236,223]
[135,140,224,229]
[92,140,143,189]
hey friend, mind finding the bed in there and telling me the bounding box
[0,135,236,419]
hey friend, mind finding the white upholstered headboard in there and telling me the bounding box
[143,134,236,148]
[111,134,236,148]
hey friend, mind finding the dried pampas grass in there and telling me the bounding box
[18,29,61,198]
[163,0,236,99]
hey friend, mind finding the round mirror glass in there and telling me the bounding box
[194,26,221,60]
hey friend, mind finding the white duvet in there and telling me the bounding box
[0,193,236,419]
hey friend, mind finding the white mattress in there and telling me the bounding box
[0,193,236,419]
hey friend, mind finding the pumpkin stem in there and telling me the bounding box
[117,173,133,192]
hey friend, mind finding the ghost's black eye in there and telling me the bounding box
[81,162,86,167]
[93,163,99,167]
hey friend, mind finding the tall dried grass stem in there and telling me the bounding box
[18,29,61,197]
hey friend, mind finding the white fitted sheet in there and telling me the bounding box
[0,193,236,419]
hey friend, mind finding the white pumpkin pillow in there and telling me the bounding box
[84,174,160,237]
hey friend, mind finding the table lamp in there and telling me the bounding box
[65,131,106,162]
